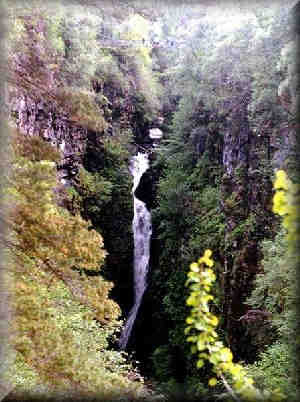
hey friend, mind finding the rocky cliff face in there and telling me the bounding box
[275,30,299,173]
[134,170,155,211]
[134,150,162,211]
[220,83,258,357]
[219,16,298,356]
[11,95,89,186]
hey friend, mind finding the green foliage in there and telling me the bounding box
[246,342,297,401]
[183,376,210,401]
[8,278,146,399]
[246,229,288,319]
[157,169,190,223]
[70,166,113,215]
[59,4,102,88]
[80,133,134,303]
[8,1,163,143]
[225,214,257,246]
[7,7,109,134]
[12,132,61,163]
[151,345,173,382]
[154,378,185,401]
[56,87,108,132]
[187,185,225,255]
[6,2,65,56]
[116,13,162,118]
[96,50,129,92]
[102,133,132,166]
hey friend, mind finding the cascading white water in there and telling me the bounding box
[119,152,152,350]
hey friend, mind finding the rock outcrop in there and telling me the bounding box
[134,166,158,210]
[11,95,90,186]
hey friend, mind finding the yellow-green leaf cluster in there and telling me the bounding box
[272,170,300,252]
[185,250,285,401]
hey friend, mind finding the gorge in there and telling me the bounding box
[2,0,299,401]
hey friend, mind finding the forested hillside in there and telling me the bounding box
[0,0,299,401]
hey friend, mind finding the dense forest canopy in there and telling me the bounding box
[0,0,299,401]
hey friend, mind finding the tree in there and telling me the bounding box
[3,130,133,395]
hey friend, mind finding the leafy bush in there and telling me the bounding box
[246,228,288,322]
[151,345,173,382]
[55,87,108,132]
[69,166,113,216]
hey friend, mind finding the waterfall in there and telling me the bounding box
[119,152,152,350]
